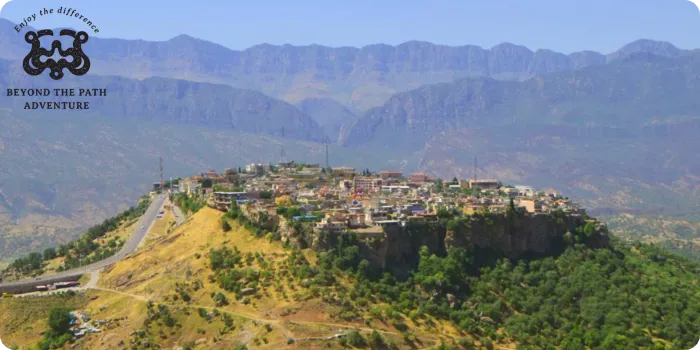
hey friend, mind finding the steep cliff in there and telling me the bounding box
[238,204,610,276]
[360,211,609,276]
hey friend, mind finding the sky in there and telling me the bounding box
[1,0,700,54]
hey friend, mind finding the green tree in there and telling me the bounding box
[583,222,597,237]
[43,247,57,260]
[368,330,386,349]
[48,307,72,334]
[435,178,444,192]
[357,259,372,279]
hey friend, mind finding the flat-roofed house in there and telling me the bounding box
[353,176,382,193]
[379,171,403,180]
[409,172,429,183]
[332,166,356,178]
[347,213,366,228]
[313,218,347,233]
[214,191,248,211]
[517,198,541,213]
[468,179,500,191]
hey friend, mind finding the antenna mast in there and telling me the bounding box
[159,156,164,193]
[325,136,330,170]
[279,127,287,163]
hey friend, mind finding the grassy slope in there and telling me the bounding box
[1,206,465,350]
[0,294,90,348]
[3,204,699,349]
[1,196,163,281]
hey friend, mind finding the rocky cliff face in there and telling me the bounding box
[338,52,700,147]
[241,206,609,276]
[360,212,610,276]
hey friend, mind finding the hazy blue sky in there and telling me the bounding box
[1,0,699,53]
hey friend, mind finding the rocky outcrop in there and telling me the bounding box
[360,212,609,275]
[238,204,609,276]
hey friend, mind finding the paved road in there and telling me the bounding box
[0,194,167,289]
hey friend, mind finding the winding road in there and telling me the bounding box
[0,194,167,292]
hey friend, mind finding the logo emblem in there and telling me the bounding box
[23,29,90,80]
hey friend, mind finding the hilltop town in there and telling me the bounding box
[2,161,697,350]
[170,160,588,234]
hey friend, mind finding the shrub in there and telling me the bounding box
[221,219,232,232]
[214,292,229,307]
[368,330,387,349]
[346,329,366,347]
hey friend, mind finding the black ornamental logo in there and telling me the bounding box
[23,29,90,80]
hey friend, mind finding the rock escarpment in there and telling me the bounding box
[362,212,609,275]
[240,204,609,275]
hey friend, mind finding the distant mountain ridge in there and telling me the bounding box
[0,59,324,142]
[296,98,358,142]
[339,52,700,147]
[0,18,692,110]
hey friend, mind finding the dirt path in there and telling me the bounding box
[84,270,100,289]
[86,286,444,344]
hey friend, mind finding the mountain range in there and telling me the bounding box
[0,16,698,259]
[339,53,700,147]
[0,18,694,112]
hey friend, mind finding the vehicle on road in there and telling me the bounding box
[54,281,79,289]
[36,281,80,292]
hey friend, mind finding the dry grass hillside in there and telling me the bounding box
[1,205,496,350]
[1,196,161,282]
